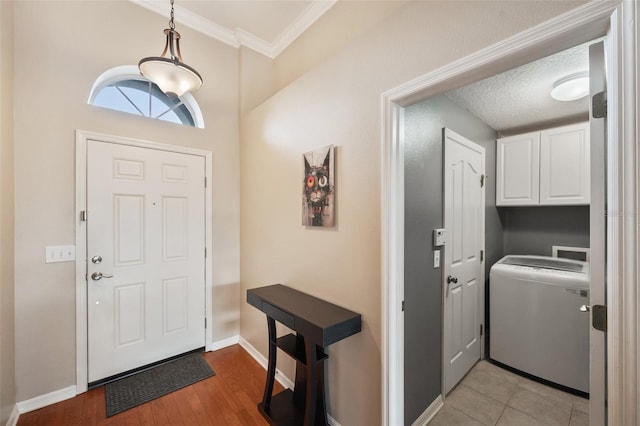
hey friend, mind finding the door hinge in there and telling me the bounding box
[204,247,207,258]
[80,210,87,221]
[480,174,485,187]
[592,91,607,118]
[480,324,483,336]
[204,177,207,188]
[205,318,207,329]
[480,250,484,262]
[401,300,405,312]
[592,304,607,332]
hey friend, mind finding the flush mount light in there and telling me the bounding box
[139,0,202,97]
[550,71,589,102]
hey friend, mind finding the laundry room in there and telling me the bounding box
[403,39,600,425]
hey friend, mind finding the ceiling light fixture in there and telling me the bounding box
[550,71,589,102]
[139,0,202,97]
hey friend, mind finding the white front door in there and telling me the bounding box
[443,128,485,394]
[87,140,206,382]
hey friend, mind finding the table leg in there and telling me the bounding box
[262,316,277,410]
[303,336,318,426]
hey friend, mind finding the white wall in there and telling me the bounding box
[273,0,408,91]
[0,1,16,423]
[240,1,585,424]
[240,46,276,117]
[13,1,240,401]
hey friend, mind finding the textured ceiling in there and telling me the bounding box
[445,42,592,134]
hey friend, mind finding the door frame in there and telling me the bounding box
[442,129,486,396]
[74,130,214,394]
[381,1,639,425]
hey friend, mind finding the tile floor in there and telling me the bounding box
[429,360,589,426]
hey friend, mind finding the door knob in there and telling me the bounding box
[580,305,590,312]
[447,275,458,284]
[91,272,113,281]
[91,255,103,264]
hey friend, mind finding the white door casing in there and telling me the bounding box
[76,131,214,392]
[443,128,485,395]
[382,2,637,425]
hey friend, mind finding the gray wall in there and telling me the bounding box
[500,206,590,256]
[403,95,502,424]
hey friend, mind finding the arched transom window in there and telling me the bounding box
[88,65,204,128]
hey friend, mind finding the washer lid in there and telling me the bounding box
[500,255,586,273]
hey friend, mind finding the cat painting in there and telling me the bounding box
[302,145,335,227]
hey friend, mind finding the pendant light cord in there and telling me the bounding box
[169,0,175,31]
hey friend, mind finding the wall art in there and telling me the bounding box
[302,145,335,227]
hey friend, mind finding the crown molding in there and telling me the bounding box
[235,28,274,58]
[270,0,338,58]
[129,0,336,58]
[130,0,240,47]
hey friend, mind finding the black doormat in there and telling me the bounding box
[105,353,215,417]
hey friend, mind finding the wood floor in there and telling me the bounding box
[17,344,284,426]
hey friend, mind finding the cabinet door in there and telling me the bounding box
[496,132,540,206]
[539,122,590,205]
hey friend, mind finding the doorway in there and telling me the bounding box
[381,2,637,425]
[75,131,214,393]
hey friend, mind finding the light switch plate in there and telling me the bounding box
[434,250,440,268]
[45,245,76,263]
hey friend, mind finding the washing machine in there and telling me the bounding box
[490,255,590,393]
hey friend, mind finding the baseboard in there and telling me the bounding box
[208,335,240,352]
[15,385,76,414]
[411,394,444,426]
[238,336,341,426]
[6,405,19,426]
[238,336,295,390]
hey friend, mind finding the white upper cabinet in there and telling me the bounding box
[539,123,590,205]
[496,122,590,206]
[496,131,540,205]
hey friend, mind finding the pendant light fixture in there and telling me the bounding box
[139,0,203,97]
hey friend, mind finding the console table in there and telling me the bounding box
[247,284,362,426]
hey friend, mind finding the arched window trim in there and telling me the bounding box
[88,65,205,129]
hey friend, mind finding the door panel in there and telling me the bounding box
[463,279,478,349]
[87,140,206,382]
[451,284,463,361]
[451,161,464,264]
[163,196,188,261]
[114,195,144,265]
[496,132,540,205]
[539,122,590,205]
[115,283,145,346]
[164,277,188,333]
[443,128,485,394]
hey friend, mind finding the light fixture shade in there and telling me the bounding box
[139,0,202,97]
[550,71,589,102]
[139,57,202,97]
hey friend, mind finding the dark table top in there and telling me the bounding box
[247,284,362,347]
